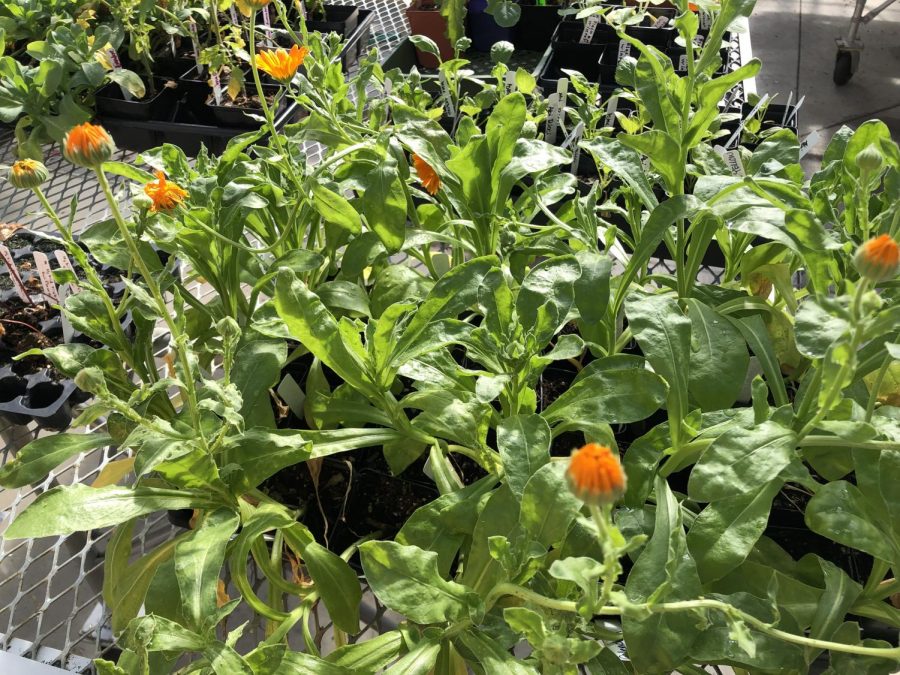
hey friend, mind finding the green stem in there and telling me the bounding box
[95,169,205,445]
[865,352,891,421]
[32,186,141,376]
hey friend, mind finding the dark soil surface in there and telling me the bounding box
[206,92,275,109]
[0,301,58,373]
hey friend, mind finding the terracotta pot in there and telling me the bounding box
[405,0,454,68]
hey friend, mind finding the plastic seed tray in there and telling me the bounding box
[0,0,750,670]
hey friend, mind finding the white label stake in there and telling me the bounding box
[545,78,568,144]
[189,20,203,75]
[580,15,601,44]
[53,251,80,293]
[604,95,619,128]
[58,284,75,343]
[617,40,632,62]
[714,145,745,176]
[563,122,585,172]
[799,130,821,159]
[262,5,274,46]
[438,71,456,118]
[504,70,516,96]
[32,252,59,304]
[0,245,32,304]
[211,71,223,105]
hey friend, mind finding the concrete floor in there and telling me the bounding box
[750,0,900,169]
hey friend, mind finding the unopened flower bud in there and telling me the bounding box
[854,234,899,282]
[855,144,883,174]
[7,159,49,189]
[567,443,626,505]
[217,316,241,342]
[75,367,107,394]
[63,122,116,169]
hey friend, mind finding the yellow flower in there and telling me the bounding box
[143,171,188,213]
[412,154,441,196]
[8,159,49,189]
[566,443,626,506]
[63,122,116,169]
[235,0,271,16]
[256,45,309,83]
[854,234,899,282]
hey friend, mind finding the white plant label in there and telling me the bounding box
[504,70,516,96]
[617,40,631,62]
[189,20,202,74]
[230,6,240,25]
[679,54,688,71]
[799,130,821,159]
[211,71,223,105]
[580,16,600,44]
[105,48,122,70]
[277,374,306,418]
[169,36,177,58]
[58,284,74,343]
[564,122,585,172]
[438,71,456,118]
[0,244,32,303]
[652,16,669,28]
[383,77,393,96]
[604,95,619,128]
[545,78,568,144]
[700,10,712,30]
[53,250,80,293]
[32,252,59,304]
[715,145,745,176]
[262,6,274,46]
[693,34,705,47]
[298,1,307,19]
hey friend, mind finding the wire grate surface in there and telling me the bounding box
[0,2,743,670]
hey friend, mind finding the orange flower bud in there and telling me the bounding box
[63,122,116,169]
[854,234,899,283]
[567,443,626,505]
[8,159,49,189]
[256,44,309,83]
[412,154,441,196]
[143,171,188,213]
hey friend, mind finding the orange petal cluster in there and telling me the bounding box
[63,122,116,168]
[567,443,626,505]
[854,234,899,282]
[412,154,441,195]
[256,45,309,83]
[144,171,188,213]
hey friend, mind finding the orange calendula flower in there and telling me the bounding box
[412,154,440,195]
[144,171,188,212]
[688,2,699,11]
[567,443,626,506]
[63,122,116,169]
[8,159,49,189]
[256,45,309,83]
[854,234,899,282]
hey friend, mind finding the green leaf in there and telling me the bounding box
[456,630,538,674]
[359,541,478,624]
[4,485,219,539]
[519,463,582,548]
[625,292,691,438]
[689,421,798,502]
[687,479,781,582]
[573,251,612,324]
[231,339,286,429]
[459,486,521,595]
[107,68,146,98]
[806,481,898,563]
[0,433,112,488]
[619,129,682,192]
[274,270,374,395]
[549,556,604,597]
[497,415,551,501]
[174,509,240,633]
[326,631,403,671]
[516,256,580,347]
[808,560,862,664]
[312,184,362,234]
[360,156,407,251]
[386,634,442,675]
[795,298,849,359]
[580,137,657,211]
[623,477,702,672]
[687,299,749,411]
[304,542,362,633]
[541,367,667,429]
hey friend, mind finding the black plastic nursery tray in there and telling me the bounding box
[382,36,545,96]
[0,230,131,429]
[96,9,376,156]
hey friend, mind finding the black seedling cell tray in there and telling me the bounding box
[0,363,77,430]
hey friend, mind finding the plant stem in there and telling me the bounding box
[94,169,205,445]
[32,186,140,375]
[865,352,891,421]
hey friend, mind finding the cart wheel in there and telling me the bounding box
[833,49,854,85]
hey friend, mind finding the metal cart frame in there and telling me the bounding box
[834,0,900,84]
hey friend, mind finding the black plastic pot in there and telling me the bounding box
[205,84,287,129]
[305,4,360,38]
[535,43,608,90]
[0,364,76,430]
[515,1,564,51]
[468,0,514,52]
[95,76,180,121]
